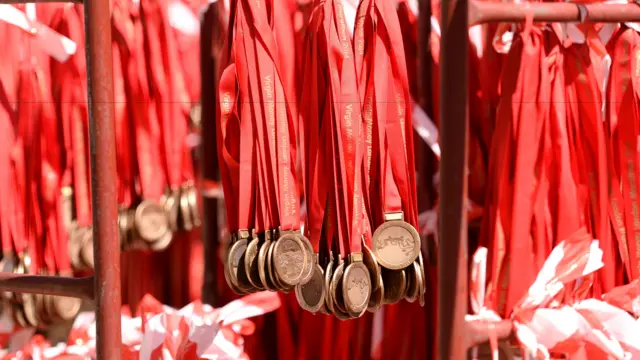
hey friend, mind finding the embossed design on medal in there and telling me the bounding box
[295,260,326,313]
[244,230,265,290]
[135,199,171,244]
[372,212,420,270]
[272,232,308,287]
[342,252,371,317]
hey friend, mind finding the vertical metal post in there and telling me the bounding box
[438,0,469,358]
[83,0,122,358]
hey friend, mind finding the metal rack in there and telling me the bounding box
[0,0,121,359]
[438,1,640,359]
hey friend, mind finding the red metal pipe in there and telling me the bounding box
[470,1,640,25]
[438,0,469,358]
[83,0,122,358]
[0,274,94,300]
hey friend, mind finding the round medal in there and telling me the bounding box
[149,231,174,252]
[80,228,94,269]
[244,234,264,289]
[323,257,335,314]
[363,244,381,291]
[272,233,307,287]
[225,238,251,294]
[162,191,180,231]
[258,238,277,291]
[134,200,170,243]
[381,268,406,304]
[342,260,371,317]
[367,273,384,313]
[187,186,202,228]
[179,189,194,232]
[298,235,315,285]
[371,220,420,270]
[52,296,82,321]
[295,264,325,313]
[330,262,347,314]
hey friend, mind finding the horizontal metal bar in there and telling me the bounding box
[0,273,94,300]
[470,1,640,25]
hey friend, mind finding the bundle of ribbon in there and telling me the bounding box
[0,291,280,360]
[468,227,640,360]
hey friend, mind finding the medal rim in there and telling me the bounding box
[179,189,194,232]
[226,238,251,293]
[323,258,335,314]
[367,273,385,312]
[371,220,421,270]
[258,239,276,291]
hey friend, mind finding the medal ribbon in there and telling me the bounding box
[241,0,300,232]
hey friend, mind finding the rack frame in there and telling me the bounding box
[0,0,121,358]
[438,1,640,359]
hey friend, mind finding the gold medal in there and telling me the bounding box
[134,199,170,243]
[404,264,419,303]
[51,295,82,321]
[258,231,277,291]
[363,243,381,291]
[80,227,94,269]
[272,231,307,287]
[298,234,315,285]
[244,231,264,289]
[418,252,426,306]
[149,230,174,252]
[225,231,251,294]
[342,252,371,317]
[68,225,84,269]
[367,272,384,313]
[330,261,347,314]
[162,190,180,232]
[187,185,202,228]
[371,212,420,270]
[179,187,194,232]
[295,262,325,313]
[381,267,406,304]
[323,254,335,314]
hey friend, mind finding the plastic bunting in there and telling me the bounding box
[0,291,280,360]
[468,227,640,360]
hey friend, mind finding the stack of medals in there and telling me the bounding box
[66,0,203,268]
[220,0,315,295]
[1,40,82,326]
[219,0,425,318]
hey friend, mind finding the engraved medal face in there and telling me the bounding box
[244,236,264,289]
[342,262,371,316]
[295,264,325,313]
[372,220,420,270]
[135,200,169,243]
[381,267,406,304]
[273,234,307,287]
